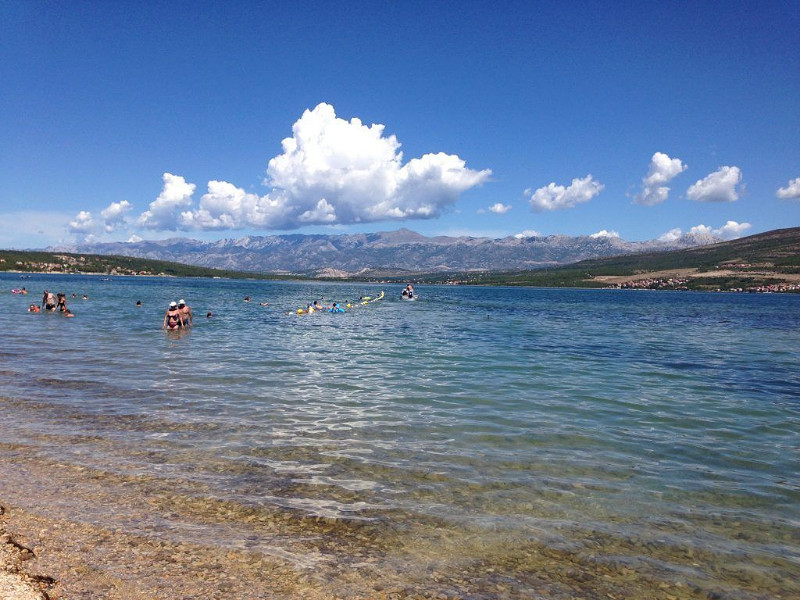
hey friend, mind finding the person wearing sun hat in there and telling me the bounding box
[178,298,193,327]
[162,301,183,330]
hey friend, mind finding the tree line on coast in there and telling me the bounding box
[0,250,283,280]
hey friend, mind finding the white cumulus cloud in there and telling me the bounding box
[138,173,197,230]
[776,176,800,199]
[68,210,95,233]
[657,228,683,242]
[686,166,742,203]
[101,200,133,233]
[175,103,491,231]
[488,203,511,214]
[633,152,687,206]
[527,175,603,212]
[689,220,751,240]
[659,221,751,242]
[514,230,541,239]
[590,229,620,239]
[178,180,281,230]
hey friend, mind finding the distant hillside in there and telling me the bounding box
[50,228,719,276]
[8,227,799,292]
[415,227,800,292]
[0,250,287,280]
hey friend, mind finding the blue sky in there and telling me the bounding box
[2,0,798,249]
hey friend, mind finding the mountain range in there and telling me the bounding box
[51,228,721,276]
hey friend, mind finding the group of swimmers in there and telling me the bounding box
[162,299,193,330]
[295,300,347,314]
[29,289,77,317]
[19,285,399,325]
[401,284,415,299]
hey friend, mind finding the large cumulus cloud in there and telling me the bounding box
[167,103,490,231]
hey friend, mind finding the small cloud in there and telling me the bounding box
[68,210,95,234]
[101,200,133,233]
[633,152,687,206]
[127,234,143,243]
[690,220,751,240]
[527,175,603,212]
[298,198,337,223]
[776,176,800,199]
[657,228,683,242]
[715,220,751,239]
[487,202,511,214]
[687,166,742,202]
[514,229,541,239]
[590,229,620,239]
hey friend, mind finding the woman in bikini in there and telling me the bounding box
[162,301,184,330]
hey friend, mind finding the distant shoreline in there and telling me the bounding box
[4,268,800,294]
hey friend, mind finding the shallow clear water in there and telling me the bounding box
[1,273,799,598]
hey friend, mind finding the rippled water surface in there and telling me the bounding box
[1,273,799,598]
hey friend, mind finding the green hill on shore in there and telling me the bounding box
[404,227,800,292]
[0,250,284,280]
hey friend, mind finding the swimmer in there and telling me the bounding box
[260,301,269,307]
[206,311,213,318]
[136,300,142,307]
[244,296,251,302]
[82,294,88,300]
[163,301,183,330]
[28,303,40,313]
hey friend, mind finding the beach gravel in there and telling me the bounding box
[1,508,49,600]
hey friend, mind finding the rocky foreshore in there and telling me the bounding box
[0,505,52,600]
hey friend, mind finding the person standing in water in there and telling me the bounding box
[56,292,68,313]
[42,290,56,311]
[163,301,183,330]
[178,299,193,327]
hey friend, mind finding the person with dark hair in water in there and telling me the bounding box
[56,292,68,313]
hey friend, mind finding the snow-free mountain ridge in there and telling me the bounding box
[51,228,720,276]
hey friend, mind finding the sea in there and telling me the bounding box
[1,272,798,599]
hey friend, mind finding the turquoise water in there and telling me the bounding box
[1,273,799,598]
